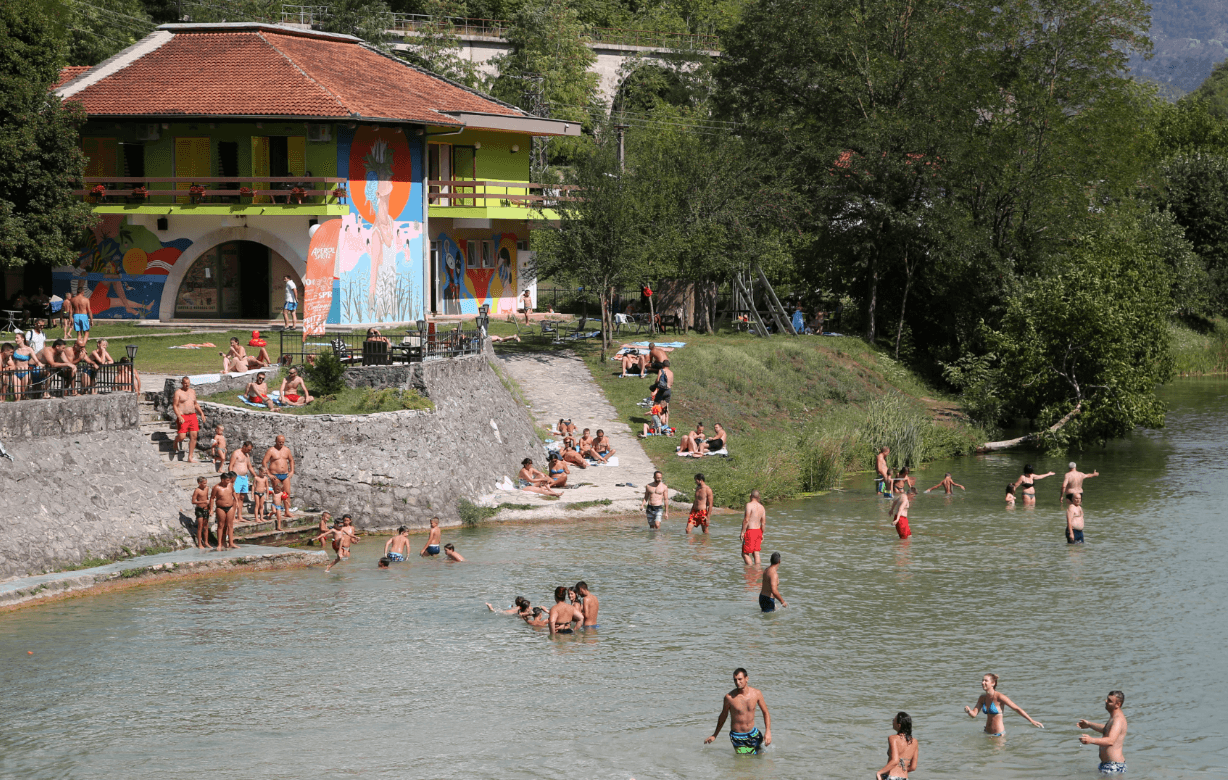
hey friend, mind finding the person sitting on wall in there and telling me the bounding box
[245,372,279,411]
[279,367,313,406]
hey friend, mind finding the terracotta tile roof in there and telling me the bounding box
[59,24,523,124]
[53,66,90,91]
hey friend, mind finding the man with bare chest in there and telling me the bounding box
[210,472,239,551]
[1079,690,1128,774]
[261,435,295,502]
[687,473,714,534]
[642,471,668,529]
[172,376,205,462]
[1061,462,1101,505]
[229,441,254,523]
[704,668,772,754]
[1066,493,1087,544]
[740,490,766,565]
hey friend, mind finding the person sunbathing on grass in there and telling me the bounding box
[518,458,563,496]
[221,337,271,373]
[679,422,706,454]
[691,423,727,456]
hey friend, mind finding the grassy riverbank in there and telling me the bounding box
[1170,317,1228,376]
[201,383,433,415]
[490,322,985,508]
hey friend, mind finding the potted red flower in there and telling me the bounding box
[290,186,306,204]
[332,185,347,203]
[239,186,253,198]
[90,183,107,201]
[132,185,150,199]
[188,183,206,203]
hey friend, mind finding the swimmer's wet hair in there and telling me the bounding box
[1005,484,1015,495]
[378,557,390,567]
[896,712,913,743]
[514,596,528,608]
[444,543,455,551]
[1023,464,1035,475]
[554,586,568,602]
[770,552,781,565]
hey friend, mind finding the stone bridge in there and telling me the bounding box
[282,8,720,107]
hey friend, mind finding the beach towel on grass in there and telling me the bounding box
[676,448,728,457]
[237,391,282,408]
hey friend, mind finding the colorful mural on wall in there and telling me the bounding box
[329,125,425,324]
[437,231,518,316]
[53,215,191,319]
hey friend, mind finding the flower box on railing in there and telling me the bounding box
[90,184,108,202]
[132,185,150,199]
[332,186,347,204]
[188,184,207,203]
[289,186,306,205]
[239,186,253,198]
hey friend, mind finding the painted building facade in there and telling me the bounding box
[56,22,575,325]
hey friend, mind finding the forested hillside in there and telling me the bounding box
[1130,0,1228,96]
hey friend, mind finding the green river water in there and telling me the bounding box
[2,380,1226,779]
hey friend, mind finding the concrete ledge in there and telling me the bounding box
[0,545,326,611]
[0,392,139,439]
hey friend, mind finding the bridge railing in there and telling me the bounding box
[280,7,720,50]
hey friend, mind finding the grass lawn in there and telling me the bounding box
[489,325,981,507]
[201,384,433,415]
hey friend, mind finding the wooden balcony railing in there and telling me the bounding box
[427,180,576,209]
[76,176,349,205]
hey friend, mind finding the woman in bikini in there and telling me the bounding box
[875,712,918,780]
[1012,465,1055,505]
[964,673,1044,736]
[10,331,43,400]
[546,454,570,488]
[518,458,562,496]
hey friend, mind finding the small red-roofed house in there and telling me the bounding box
[55,22,576,325]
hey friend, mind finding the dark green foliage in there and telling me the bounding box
[457,499,498,525]
[68,0,155,66]
[316,0,395,46]
[1154,153,1228,314]
[0,0,96,269]
[304,349,347,395]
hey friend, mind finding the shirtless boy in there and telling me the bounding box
[420,516,442,556]
[704,668,772,754]
[172,376,204,462]
[890,489,912,539]
[443,543,465,562]
[924,472,965,494]
[252,467,269,524]
[261,435,295,502]
[739,490,766,565]
[642,471,668,529]
[759,552,788,612]
[575,581,598,628]
[191,476,211,549]
[687,473,714,534]
[1078,691,1128,774]
[245,372,278,411]
[385,526,412,562]
[210,472,239,551]
[209,425,227,472]
[548,585,583,635]
[1066,493,1087,544]
[1060,462,1101,505]
[312,520,348,572]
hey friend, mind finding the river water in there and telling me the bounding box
[2,380,1226,779]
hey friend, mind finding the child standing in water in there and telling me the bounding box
[1005,484,1016,506]
[890,490,911,539]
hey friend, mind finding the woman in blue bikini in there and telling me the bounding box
[10,331,43,400]
[964,673,1044,735]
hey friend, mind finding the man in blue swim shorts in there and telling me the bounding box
[759,552,788,612]
[282,274,299,329]
[384,525,411,561]
[704,668,772,754]
[419,516,442,556]
[1079,690,1127,774]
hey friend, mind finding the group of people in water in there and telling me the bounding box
[701,668,1128,775]
[487,581,599,635]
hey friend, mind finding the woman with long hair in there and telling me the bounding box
[874,712,918,780]
[964,673,1044,736]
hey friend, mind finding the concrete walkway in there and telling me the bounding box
[489,350,677,520]
[0,546,325,609]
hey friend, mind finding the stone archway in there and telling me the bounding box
[158,226,305,322]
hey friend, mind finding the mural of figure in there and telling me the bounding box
[363,140,398,321]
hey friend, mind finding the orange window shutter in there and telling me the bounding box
[83,138,117,178]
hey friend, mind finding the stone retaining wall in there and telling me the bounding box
[0,392,139,440]
[0,427,190,581]
[194,352,540,531]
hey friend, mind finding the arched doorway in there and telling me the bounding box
[174,240,273,319]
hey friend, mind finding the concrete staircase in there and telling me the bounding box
[138,393,326,547]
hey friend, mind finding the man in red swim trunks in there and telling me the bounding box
[740,489,766,565]
[172,376,205,463]
[687,473,714,534]
[891,490,911,539]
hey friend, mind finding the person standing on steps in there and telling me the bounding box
[687,473,713,534]
[281,274,299,329]
[1078,691,1128,775]
[210,471,239,551]
[740,490,766,565]
[172,376,205,463]
[261,435,295,505]
[191,476,211,549]
[759,552,787,612]
[229,441,254,524]
[704,668,772,754]
[963,673,1044,735]
[1060,462,1101,505]
[642,471,668,529]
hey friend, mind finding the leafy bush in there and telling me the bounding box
[458,499,499,526]
[304,348,346,395]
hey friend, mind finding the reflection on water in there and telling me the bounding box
[2,381,1227,779]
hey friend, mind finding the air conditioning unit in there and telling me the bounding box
[134,123,160,141]
[307,124,332,142]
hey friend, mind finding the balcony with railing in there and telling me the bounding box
[427,180,574,219]
[76,176,350,216]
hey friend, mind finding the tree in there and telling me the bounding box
[1188,57,1228,116]
[68,0,155,66]
[317,0,395,47]
[0,0,95,269]
[490,0,598,173]
[531,128,646,357]
[964,214,1175,449]
[397,0,481,88]
[1154,152,1228,315]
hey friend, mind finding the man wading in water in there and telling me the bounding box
[759,552,787,612]
[1060,462,1101,506]
[642,471,668,529]
[740,490,766,565]
[704,668,772,754]
[1079,690,1128,774]
[686,473,713,534]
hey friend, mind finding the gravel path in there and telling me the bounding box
[489,350,674,519]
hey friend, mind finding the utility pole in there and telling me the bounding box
[615,123,628,172]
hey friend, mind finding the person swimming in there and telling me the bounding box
[964,673,1044,735]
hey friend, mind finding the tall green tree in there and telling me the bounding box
[317,0,394,46]
[68,0,156,66]
[490,0,598,172]
[0,0,94,269]
[1154,152,1228,315]
[398,0,482,87]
